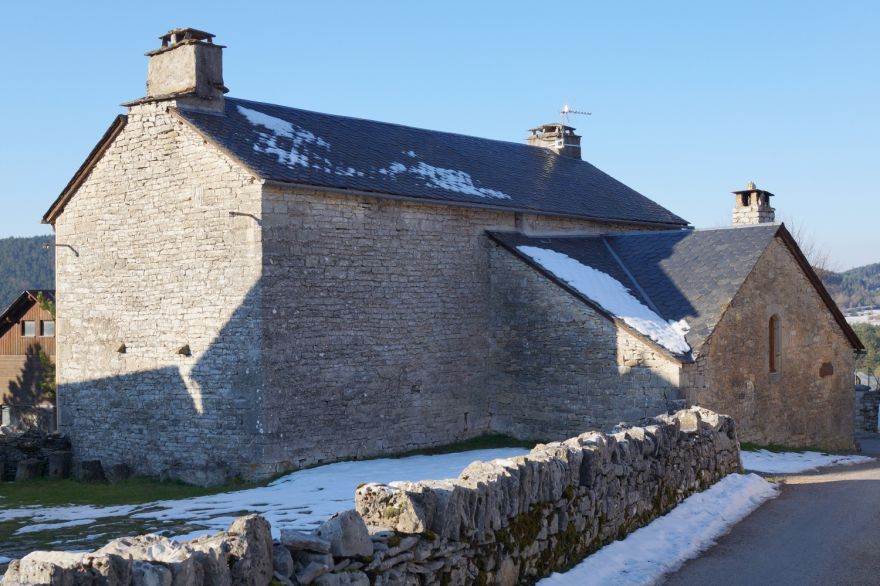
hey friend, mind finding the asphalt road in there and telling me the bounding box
[664,437,880,586]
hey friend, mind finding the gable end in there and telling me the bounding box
[43,115,128,225]
[775,224,864,352]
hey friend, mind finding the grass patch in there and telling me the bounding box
[390,433,537,459]
[740,442,828,454]
[0,476,259,508]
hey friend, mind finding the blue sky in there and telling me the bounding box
[1,1,877,270]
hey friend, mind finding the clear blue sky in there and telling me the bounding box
[1,1,877,270]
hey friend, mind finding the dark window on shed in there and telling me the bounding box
[769,315,781,373]
[22,320,36,337]
[41,320,55,337]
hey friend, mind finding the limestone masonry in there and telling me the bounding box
[2,407,743,586]
[45,28,862,484]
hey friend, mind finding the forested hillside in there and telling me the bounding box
[0,235,55,309]
[822,263,880,309]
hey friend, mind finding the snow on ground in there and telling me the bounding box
[0,448,529,542]
[741,450,873,474]
[516,246,691,355]
[539,473,778,586]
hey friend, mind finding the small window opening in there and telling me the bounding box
[741,193,750,207]
[22,320,36,337]
[40,320,55,337]
[769,315,781,373]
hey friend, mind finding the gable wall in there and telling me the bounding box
[257,185,658,473]
[487,246,682,439]
[681,237,855,450]
[53,102,265,484]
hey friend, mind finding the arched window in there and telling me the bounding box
[769,315,781,373]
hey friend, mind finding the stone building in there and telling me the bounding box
[44,29,862,484]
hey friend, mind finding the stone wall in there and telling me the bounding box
[54,101,265,485]
[55,97,680,483]
[855,385,879,433]
[681,237,856,451]
[2,407,741,586]
[488,244,682,440]
[0,429,70,481]
[256,185,641,476]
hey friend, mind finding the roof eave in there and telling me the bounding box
[264,179,690,230]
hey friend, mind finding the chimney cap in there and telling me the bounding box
[146,28,225,56]
[529,122,578,135]
[732,181,774,197]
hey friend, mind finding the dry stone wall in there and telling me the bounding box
[2,407,741,585]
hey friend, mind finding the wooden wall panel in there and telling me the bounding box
[0,301,55,356]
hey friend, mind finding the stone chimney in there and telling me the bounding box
[527,123,582,159]
[143,28,227,111]
[732,181,775,225]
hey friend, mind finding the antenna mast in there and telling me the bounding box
[561,104,591,126]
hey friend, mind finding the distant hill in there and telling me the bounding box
[822,263,880,310]
[0,235,55,309]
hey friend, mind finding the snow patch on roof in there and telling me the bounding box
[378,159,510,200]
[238,105,509,199]
[238,105,331,169]
[517,246,691,355]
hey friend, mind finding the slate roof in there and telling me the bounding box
[490,224,789,358]
[173,98,689,227]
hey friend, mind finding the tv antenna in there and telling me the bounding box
[561,104,591,126]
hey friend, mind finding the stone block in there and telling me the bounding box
[227,514,274,586]
[183,532,232,586]
[14,458,44,481]
[106,462,132,483]
[47,450,72,479]
[280,529,332,554]
[316,510,373,559]
[273,542,295,578]
[76,459,106,482]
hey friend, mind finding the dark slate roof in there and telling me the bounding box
[490,225,781,357]
[175,98,689,227]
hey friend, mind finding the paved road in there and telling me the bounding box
[665,437,880,586]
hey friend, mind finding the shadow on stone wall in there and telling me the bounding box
[487,240,692,442]
[59,283,263,486]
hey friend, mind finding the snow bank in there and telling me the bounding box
[517,246,691,355]
[539,473,778,586]
[741,450,873,474]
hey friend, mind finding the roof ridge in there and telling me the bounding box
[228,97,571,156]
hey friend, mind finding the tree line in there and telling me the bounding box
[0,235,54,310]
